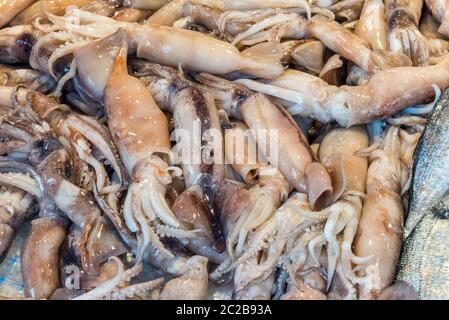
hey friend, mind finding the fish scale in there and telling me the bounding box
[404,87,449,238]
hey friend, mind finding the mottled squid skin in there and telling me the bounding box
[104,32,197,265]
[424,0,449,38]
[0,26,37,65]
[0,0,36,28]
[0,89,128,274]
[318,126,369,203]
[21,217,68,299]
[124,0,168,10]
[129,61,228,261]
[0,161,41,260]
[385,0,429,66]
[280,280,327,300]
[281,40,325,74]
[307,15,411,73]
[105,46,171,173]
[146,0,309,26]
[160,256,209,300]
[355,0,388,51]
[181,2,250,37]
[42,8,284,79]
[0,190,34,261]
[74,31,128,102]
[9,0,95,26]
[329,0,365,22]
[238,57,449,127]
[172,187,227,264]
[239,93,332,209]
[355,127,404,300]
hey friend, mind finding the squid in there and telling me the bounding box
[103,33,197,263]
[0,94,128,275]
[112,7,153,23]
[355,126,406,300]
[280,40,325,74]
[222,122,291,260]
[317,126,369,299]
[424,0,449,38]
[280,279,327,300]
[385,0,429,66]
[129,61,228,263]
[235,58,449,127]
[209,121,291,298]
[74,256,164,300]
[0,66,55,93]
[420,7,449,62]
[354,0,388,51]
[225,193,328,296]
[194,73,333,210]
[22,215,69,299]
[203,7,310,46]
[9,0,96,26]
[0,160,41,261]
[160,256,209,300]
[146,0,311,26]
[7,85,132,247]
[0,25,39,65]
[274,126,369,300]
[329,0,364,22]
[38,7,284,80]
[0,0,36,28]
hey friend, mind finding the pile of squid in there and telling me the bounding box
[0,0,447,300]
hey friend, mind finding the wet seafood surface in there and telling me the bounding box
[0,0,448,301]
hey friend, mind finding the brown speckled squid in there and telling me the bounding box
[354,0,388,51]
[236,58,449,127]
[194,73,333,210]
[145,0,311,27]
[160,255,209,300]
[318,126,369,299]
[22,213,69,299]
[39,7,284,80]
[0,0,36,28]
[385,0,429,66]
[128,61,228,265]
[0,159,41,261]
[424,0,449,38]
[273,126,369,300]
[306,14,412,73]
[74,256,165,300]
[0,80,132,250]
[211,121,291,299]
[0,91,128,276]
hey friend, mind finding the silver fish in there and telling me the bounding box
[404,87,449,238]
[396,195,449,299]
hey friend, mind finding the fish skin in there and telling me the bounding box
[396,195,449,299]
[403,87,449,238]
